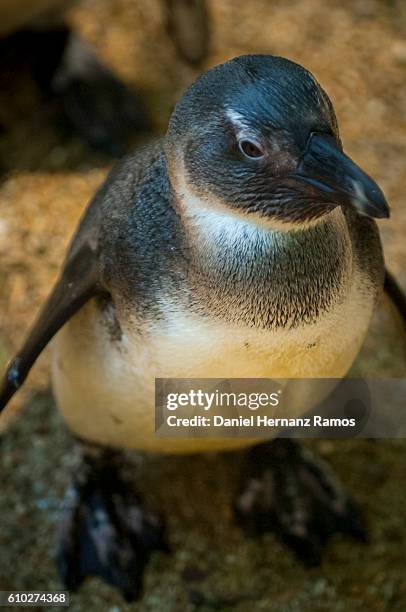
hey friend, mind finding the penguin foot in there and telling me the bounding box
[235,439,366,566]
[56,448,167,602]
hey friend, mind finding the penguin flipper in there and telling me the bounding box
[0,241,102,413]
[384,268,406,326]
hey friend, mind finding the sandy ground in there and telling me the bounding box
[0,0,406,610]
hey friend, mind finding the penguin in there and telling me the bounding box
[1,54,405,600]
[0,0,209,156]
[0,0,149,157]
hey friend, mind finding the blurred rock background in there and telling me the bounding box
[0,0,406,610]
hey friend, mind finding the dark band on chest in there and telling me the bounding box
[183,216,351,329]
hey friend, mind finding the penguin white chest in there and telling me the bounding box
[52,273,373,454]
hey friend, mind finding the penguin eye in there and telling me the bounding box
[238,138,265,160]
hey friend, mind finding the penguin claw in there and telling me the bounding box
[56,462,167,601]
[235,439,366,566]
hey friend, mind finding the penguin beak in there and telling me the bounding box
[295,132,390,219]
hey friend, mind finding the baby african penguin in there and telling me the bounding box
[1,54,401,600]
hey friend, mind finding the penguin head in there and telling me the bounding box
[165,55,389,227]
